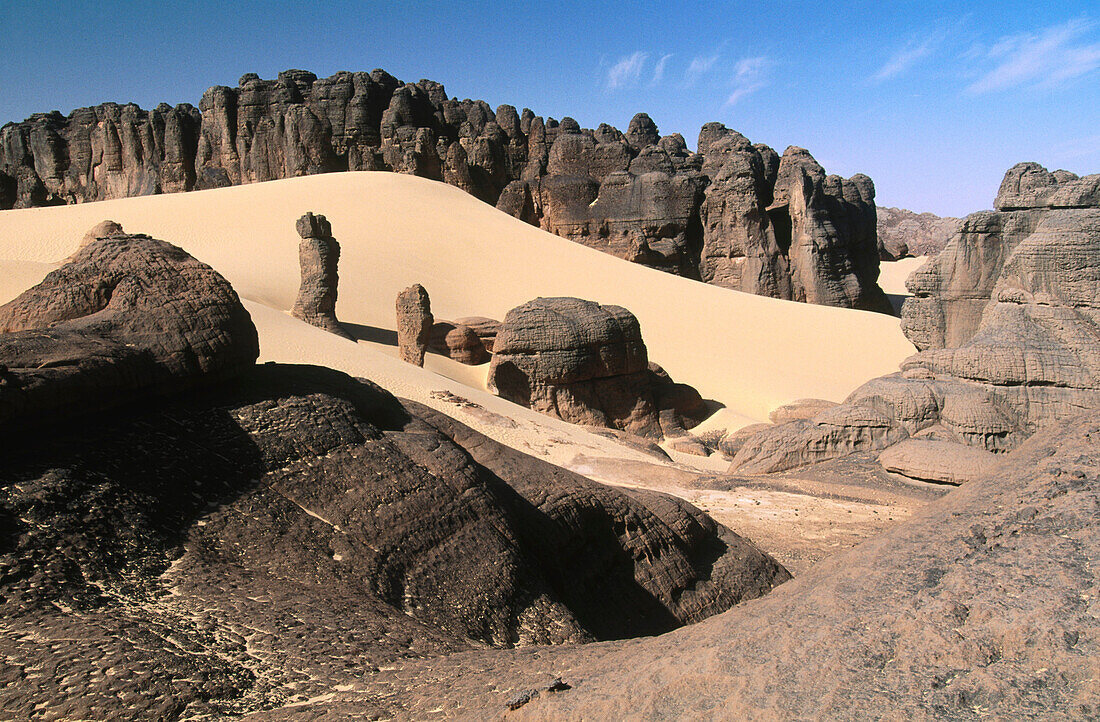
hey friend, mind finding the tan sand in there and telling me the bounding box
[0,172,932,565]
[0,172,914,431]
[878,256,927,295]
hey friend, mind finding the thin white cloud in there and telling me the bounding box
[873,36,938,82]
[724,56,769,106]
[967,18,1100,93]
[652,53,674,84]
[606,51,648,90]
[685,53,720,84]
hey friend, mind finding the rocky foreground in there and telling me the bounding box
[1,68,891,312]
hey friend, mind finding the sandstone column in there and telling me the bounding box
[291,212,352,340]
[396,284,433,366]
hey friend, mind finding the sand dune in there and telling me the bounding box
[878,256,926,295]
[0,171,915,438]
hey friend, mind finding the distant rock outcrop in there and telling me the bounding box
[488,297,708,439]
[1,68,890,312]
[903,162,1100,351]
[291,211,352,339]
[728,162,1100,476]
[396,283,433,366]
[0,232,258,427]
[876,206,961,259]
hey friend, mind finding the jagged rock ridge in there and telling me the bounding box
[0,69,890,312]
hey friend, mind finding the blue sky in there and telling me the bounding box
[2,0,1098,217]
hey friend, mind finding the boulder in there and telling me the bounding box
[0,233,258,428]
[488,297,704,439]
[290,212,352,339]
[396,283,433,366]
[452,316,500,352]
[428,321,489,365]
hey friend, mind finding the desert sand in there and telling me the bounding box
[0,171,914,422]
[0,173,928,566]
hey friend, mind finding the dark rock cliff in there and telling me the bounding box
[1,68,889,312]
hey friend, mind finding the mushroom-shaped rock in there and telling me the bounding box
[291,212,352,340]
[488,297,703,439]
[396,284,433,366]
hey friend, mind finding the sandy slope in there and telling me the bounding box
[878,255,926,295]
[0,172,914,427]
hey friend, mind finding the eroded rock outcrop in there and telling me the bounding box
[903,162,1100,351]
[290,211,351,339]
[396,283,433,366]
[428,321,490,365]
[3,69,890,312]
[877,206,961,259]
[728,163,1100,476]
[488,297,707,439]
[362,415,1100,720]
[0,233,258,427]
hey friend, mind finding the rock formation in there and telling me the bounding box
[877,206,961,259]
[345,414,1100,720]
[488,297,708,439]
[726,162,1100,477]
[0,233,258,427]
[290,211,352,339]
[428,321,490,365]
[1,68,891,312]
[0,241,789,718]
[396,283,433,366]
[903,162,1100,351]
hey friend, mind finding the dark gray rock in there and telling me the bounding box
[0,233,258,428]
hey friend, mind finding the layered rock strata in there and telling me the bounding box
[725,163,1100,476]
[2,69,889,312]
[290,211,352,339]
[488,297,708,439]
[876,206,961,259]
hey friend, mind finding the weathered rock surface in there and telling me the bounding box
[3,69,890,312]
[453,315,500,352]
[768,397,837,424]
[730,405,907,474]
[340,415,1099,720]
[0,233,258,427]
[878,438,1000,485]
[730,162,1100,475]
[488,297,705,439]
[0,255,789,718]
[396,283,433,366]
[877,206,961,259]
[290,211,351,339]
[428,321,490,365]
